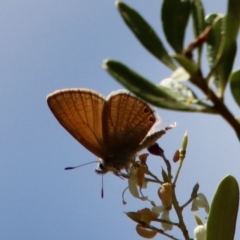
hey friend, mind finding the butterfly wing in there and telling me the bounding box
[102,92,157,154]
[47,88,106,158]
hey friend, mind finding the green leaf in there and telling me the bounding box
[161,0,191,53]
[229,69,240,108]
[191,183,199,199]
[161,168,168,182]
[207,175,239,240]
[205,15,224,76]
[204,13,218,24]
[206,0,240,98]
[206,15,237,97]
[103,59,216,113]
[172,54,199,75]
[103,59,174,99]
[224,0,240,51]
[191,0,206,64]
[217,41,236,96]
[215,0,240,97]
[116,1,176,70]
[191,0,205,38]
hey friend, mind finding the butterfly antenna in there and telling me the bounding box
[65,161,98,170]
[101,175,104,198]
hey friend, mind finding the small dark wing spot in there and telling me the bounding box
[149,116,155,122]
[143,107,150,113]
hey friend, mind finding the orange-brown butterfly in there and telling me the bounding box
[47,88,169,174]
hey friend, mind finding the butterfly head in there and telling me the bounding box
[95,158,121,174]
[95,154,134,174]
[95,160,109,174]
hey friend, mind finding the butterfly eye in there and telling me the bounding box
[99,163,104,170]
[95,162,108,174]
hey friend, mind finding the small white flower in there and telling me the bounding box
[128,167,148,200]
[194,224,206,240]
[152,206,172,231]
[192,193,209,214]
[152,206,165,216]
[171,67,190,81]
[161,210,173,231]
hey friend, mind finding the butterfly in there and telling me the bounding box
[47,88,167,174]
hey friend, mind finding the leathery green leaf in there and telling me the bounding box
[191,0,205,38]
[207,175,239,240]
[161,0,191,53]
[223,0,240,51]
[206,0,240,97]
[216,41,236,97]
[191,0,206,64]
[213,0,240,97]
[172,54,199,75]
[205,15,224,74]
[103,59,216,113]
[116,1,176,70]
[229,69,240,108]
[205,15,236,97]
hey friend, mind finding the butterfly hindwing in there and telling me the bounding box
[102,92,157,154]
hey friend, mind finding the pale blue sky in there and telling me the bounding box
[1,0,240,239]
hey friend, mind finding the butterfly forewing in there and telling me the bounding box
[47,89,106,158]
[102,92,156,154]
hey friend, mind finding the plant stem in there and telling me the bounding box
[191,73,240,140]
[172,188,190,239]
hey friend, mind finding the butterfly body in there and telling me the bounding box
[47,88,160,174]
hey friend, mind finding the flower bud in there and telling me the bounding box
[136,225,158,238]
[158,183,172,208]
[182,131,188,151]
[135,208,157,225]
[148,143,164,156]
[173,149,180,162]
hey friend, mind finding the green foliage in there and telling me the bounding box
[116,1,176,70]
[207,176,239,240]
[161,0,191,53]
[104,0,240,140]
[103,59,212,112]
[230,69,240,108]
[191,0,206,64]
[206,14,237,97]
[102,0,240,239]
[172,54,199,75]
